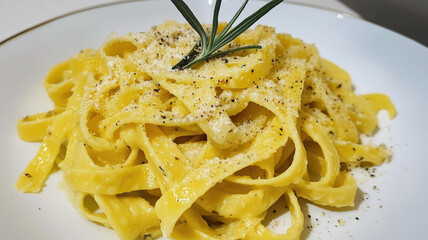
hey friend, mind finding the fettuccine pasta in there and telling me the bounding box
[16,21,396,240]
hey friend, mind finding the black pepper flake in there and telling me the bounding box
[251,69,254,74]
[143,234,152,240]
[24,173,32,178]
[337,83,342,88]
[158,166,167,176]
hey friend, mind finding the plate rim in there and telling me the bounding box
[1,0,426,49]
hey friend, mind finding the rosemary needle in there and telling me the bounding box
[171,0,283,70]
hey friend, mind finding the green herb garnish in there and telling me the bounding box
[171,0,283,70]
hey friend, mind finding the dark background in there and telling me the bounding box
[338,0,428,46]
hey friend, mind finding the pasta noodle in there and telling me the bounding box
[15,21,396,240]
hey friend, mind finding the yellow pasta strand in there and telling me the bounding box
[15,21,395,240]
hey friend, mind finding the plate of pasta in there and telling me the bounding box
[1,0,427,239]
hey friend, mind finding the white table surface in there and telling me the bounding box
[0,0,358,43]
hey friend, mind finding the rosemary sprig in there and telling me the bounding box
[171,0,283,70]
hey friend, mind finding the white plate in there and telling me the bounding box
[1,0,427,239]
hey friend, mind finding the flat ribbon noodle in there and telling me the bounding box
[15,21,396,240]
